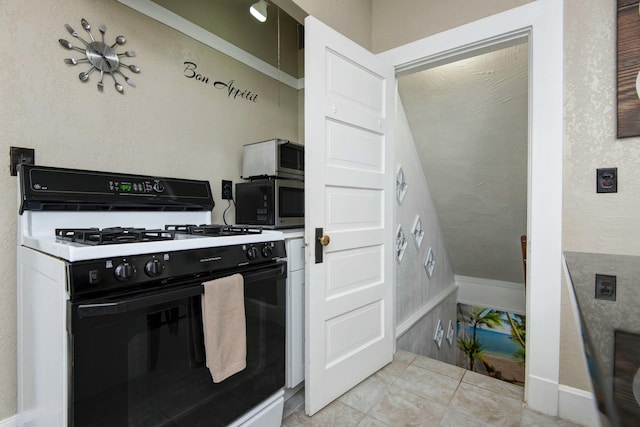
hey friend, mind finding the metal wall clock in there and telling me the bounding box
[59,18,140,93]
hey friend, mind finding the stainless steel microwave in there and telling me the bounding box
[235,179,304,228]
[242,139,304,180]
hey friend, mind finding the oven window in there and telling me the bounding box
[69,268,285,427]
[278,187,304,218]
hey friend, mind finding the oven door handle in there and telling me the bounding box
[76,284,204,318]
[243,262,286,282]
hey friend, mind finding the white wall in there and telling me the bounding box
[456,276,525,315]
[0,0,299,419]
[394,97,457,364]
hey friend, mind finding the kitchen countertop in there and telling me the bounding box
[281,228,304,239]
[564,252,640,427]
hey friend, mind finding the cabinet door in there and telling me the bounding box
[288,237,305,272]
[286,268,305,388]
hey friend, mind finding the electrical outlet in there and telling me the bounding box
[595,274,616,301]
[10,146,35,176]
[596,167,617,193]
[221,180,233,200]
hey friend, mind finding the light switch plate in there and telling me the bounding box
[597,167,617,193]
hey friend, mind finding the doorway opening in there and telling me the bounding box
[381,0,564,414]
[397,40,529,389]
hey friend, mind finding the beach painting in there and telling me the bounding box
[456,303,526,386]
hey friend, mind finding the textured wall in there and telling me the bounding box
[0,0,299,419]
[395,97,456,363]
[396,292,458,364]
[398,44,528,284]
[371,0,533,53]
[370,0,622,394]
[563,0,640,256]
[561,0,640,390]
[291,0,372,50]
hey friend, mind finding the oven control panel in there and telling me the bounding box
[18,164,214,213]
[67,241,286,299]
[108,179,165,194]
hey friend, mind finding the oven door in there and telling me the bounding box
[68,262,286,427]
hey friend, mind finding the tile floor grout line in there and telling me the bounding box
[282,352,585,427]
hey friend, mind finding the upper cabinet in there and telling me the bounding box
[117,0,304,89]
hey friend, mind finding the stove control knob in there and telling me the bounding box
[144,259,165,277]
[246,246,258,260]
[153,180,165,193]
[114,262,137,282]
[262,245,273,258]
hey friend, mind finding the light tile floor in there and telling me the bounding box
[282,350,584,427]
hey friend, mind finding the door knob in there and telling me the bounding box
[318,235,330,246]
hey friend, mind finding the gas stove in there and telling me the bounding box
[167,224,264,236]
[56,227,178,245]
[17,165,288,427]
[17,165,284,262]
[56,225,265,245]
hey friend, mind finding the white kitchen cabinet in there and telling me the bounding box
[284,231,305,389]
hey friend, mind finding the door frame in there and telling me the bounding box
[378,0,563,416]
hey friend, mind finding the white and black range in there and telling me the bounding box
[16,165,287,427]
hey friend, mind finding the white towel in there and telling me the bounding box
[201,274,247,383]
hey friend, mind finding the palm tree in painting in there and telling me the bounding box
[457,306,503,371]
[504,312,526,361]
[457,335,484,371]
[468,306,502,342]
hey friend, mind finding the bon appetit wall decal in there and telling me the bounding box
[183,62,258,103]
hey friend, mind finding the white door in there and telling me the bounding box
[304,16,395,416]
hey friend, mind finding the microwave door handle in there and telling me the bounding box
[76,284,204,318]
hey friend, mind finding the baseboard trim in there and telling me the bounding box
[0,415,16,427]
[526,374,559,416]
[558,385,599,427]
[395,283,458,338]
[455,275,525,315]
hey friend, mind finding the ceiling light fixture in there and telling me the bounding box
[250,0,268,22]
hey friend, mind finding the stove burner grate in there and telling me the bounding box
[56,227,176,245]
[166,224,263,236]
